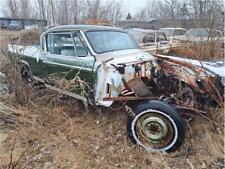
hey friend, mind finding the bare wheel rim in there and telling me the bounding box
[131,109,178,152]
[21,67,32,83]
[139,115,168,141]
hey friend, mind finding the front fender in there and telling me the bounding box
[94,64,122,107]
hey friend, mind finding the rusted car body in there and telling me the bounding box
[185,28,224,51]
[127,28,181,54]
[7,25,224,153]
[159,27,187,41]
[186,28,223,42]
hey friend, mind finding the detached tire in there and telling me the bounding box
[127,100,185,153]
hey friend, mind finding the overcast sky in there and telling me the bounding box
[0,0,6,17]
[115,0,147,17]
[0,0,147,18]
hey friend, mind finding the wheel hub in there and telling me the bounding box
[130,107,181,152]
[141,116,168,141]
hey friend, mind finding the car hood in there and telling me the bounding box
[95,49,155,64]
[157,55,225,79]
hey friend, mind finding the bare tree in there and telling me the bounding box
[6,0,19,18]
[133,0,162,21]
[177,2,190,19]
[159,0,180,19]
[70,0,80,24]
[145,0,161,18]
[54,0,69,25]
[86,0,101,19]
[134,9,147,21]
[189,0,224,29]
[48,0,55,25]
[106,0,122,24]
[3,0,124,25]
[37,0,46,20]
[5,0,36,19]
[19,0,30,19]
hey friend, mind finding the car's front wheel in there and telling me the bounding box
[127,100,185,153]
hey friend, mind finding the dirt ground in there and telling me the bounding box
[0,29,224,169]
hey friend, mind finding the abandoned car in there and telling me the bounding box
[185,28,224,47]
[127,28,180,54]
[8,20,22,30]
[159,27,187,41]
[8,25,224,153]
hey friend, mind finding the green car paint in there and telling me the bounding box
[7,25,135,102]
[8,51,96,97]
[8,52,46,76]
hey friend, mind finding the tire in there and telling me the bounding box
[19,63,33,83]
[127,100,185,153]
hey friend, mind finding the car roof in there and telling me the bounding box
[160,27,187,30]
[127,28,158,33]
[188,28,220,30]
[44,25,125,33]
[127,29,166,42]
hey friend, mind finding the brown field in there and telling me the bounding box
[0,29,224,169]
[169,41,224,61]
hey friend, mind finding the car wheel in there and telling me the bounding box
[20,63,33,83]
[127,100,185,153]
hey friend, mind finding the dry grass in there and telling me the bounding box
[0,56,224,169]
[169,40,224,61]
[0,29,224,169]
[9,29,41,46]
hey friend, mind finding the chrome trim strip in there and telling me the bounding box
[44,61,93,72]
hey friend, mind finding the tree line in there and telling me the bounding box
[133,0,224,29]
[3,0,122,25]
[3,0,224,29]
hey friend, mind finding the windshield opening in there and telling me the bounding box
[160,29,174,36]
[187,29,209,37]
[85,31,139,54]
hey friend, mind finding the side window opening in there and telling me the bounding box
[157,33,167,41]
[180,30,186,35]
[143,34,155,44]
[174,30,186,36]
[73,33,88,57]
[46,32,88,57]
[174,30,180,36]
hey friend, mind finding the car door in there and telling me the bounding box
[41,31,95,90]
[156,33,170,50]
[142,33,156,47]
[157,33,168,45]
